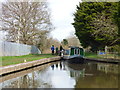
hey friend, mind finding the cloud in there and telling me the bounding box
[50,27,75,41]
[48,0,81,41]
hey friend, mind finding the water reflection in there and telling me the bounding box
[20,75,29,88]
[97,63,118,74]
[51,65,54,70]
[1,60,118,88]
[51,62,66,70]
[67,62,118,88]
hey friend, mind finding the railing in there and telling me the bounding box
[97,51,120,59]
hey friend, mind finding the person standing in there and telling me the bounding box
[59,45,63,56]
[56,47,58,55]
[51,45,55,55]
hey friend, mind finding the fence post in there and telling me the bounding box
[105,46,108,58]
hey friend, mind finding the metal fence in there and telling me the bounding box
[0,41,41,56]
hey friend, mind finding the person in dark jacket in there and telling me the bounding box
[59,45,63,56]
[51,45,55,55]
[56,47,58,55]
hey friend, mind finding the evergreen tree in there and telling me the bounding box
[72,2,118,51]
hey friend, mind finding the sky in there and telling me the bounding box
[0,0,81,41]
[48,0,81,41]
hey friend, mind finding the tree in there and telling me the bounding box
[40,37,61,54]
[67,36,81,47]
[112,1,120,45]
[118,2,120,36]
[1,1,53,46]
[72,2,119,51]
[61,39,68,46]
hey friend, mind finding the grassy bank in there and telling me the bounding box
[85,52,120,59]
[85,52,101,58]
[0,54,56,66]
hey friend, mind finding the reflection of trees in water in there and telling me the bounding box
[34,69,52,88]
[68,62,118,88]
[30,71,52,88]
[70,69,85,80]
[75,72,118,88]
[52,61,86,81]
[3,78,21,88]
[2,75,30,88]
[2,62,65,88]
[97,63,118,74]
[3,70,52,88]
[18,73,38,88]
[20,75,30,88]
[18,70,52,88]
[2,61,118,88]
[67,62,90,79]
[68,62,118,75]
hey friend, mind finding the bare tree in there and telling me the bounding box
[67,36,82,47]
[1,1,53,45]
[41,37,61,53]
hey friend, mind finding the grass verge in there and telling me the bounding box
[85,52,101,58]
[0,54,57,66]
[85,52,120,59]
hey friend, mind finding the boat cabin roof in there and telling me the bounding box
[69,46,82,49]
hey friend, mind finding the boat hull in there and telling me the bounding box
[68,57,84,63]
[63,55,83,59]
[63,55,84,63]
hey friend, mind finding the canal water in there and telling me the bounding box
[0,60,119,88]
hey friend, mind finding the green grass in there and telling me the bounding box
[85,52,120,59]
[85,52,102,58]
[0,54,56,66]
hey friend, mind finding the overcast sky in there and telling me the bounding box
[48,0,81,41]
[0,0,81,41]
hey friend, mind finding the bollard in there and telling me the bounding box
[24,59,27,63]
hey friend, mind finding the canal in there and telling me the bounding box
[0,59,119,88]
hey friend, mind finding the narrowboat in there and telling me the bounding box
[63,46,84,60]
